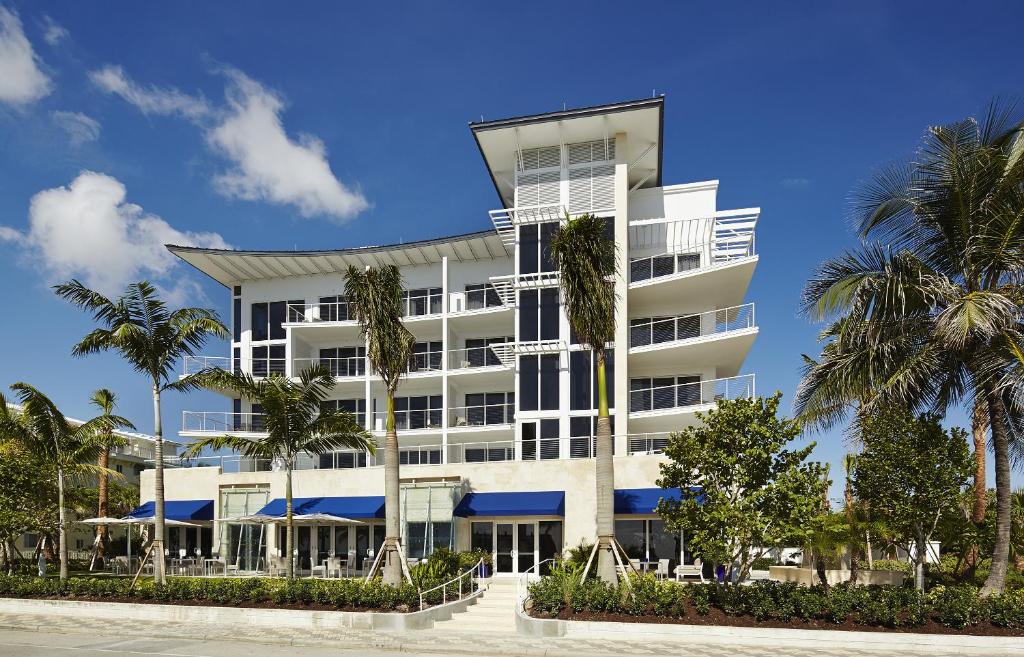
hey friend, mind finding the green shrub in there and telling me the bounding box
[987,590,1024,628]
[928,585,984,629]
[871,559,912,575]
[750,556,774,571]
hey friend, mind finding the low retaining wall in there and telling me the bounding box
[515,605,1023,654]
[0,588,481,632]
[769,565,907,587]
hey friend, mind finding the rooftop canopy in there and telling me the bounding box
[470,96,664,207]
[453,491,565,517]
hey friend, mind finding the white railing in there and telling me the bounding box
[448,402,515,428]
[293,356,366,378]
[402,290,443,318]
[629,230,756,285]
[629,304,755,348]
[408,350,444,373]
[629,374,755,414]
[625,432,673,455]
[182,411,266,434]
[419,558,483,610]
[286,301,354,324]
[183,355,231,376]
[371,410,443,432]
[448,344,515,370]
[517,558,557,613]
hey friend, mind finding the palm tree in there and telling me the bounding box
[0,384,132,579]
[183,366,373,580]
[549,213,623,583]
[796,104,1024,595]
[54,280,229,583]
[344,264,416,586]
[88,389,126,571]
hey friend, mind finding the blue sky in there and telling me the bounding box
[0,1,1021,498]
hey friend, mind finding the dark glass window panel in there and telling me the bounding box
[540,419,559,459]
[251,303,268,341]
[677,315,701,340]
[649,519,681,572]
[652,317,675,344]
[630,378,651,412]
[652,377,676,410]
[466,284,485,310]
[466,338,485,367]
[601,349,615,410]
[485,392,507,425]
[471,522,493,553]
[678,253,701,271]
[466,393,485,426]
[269,301,286,340]
[520,356,538,411]
[268,345,286,375]
[232,347,240,374]
[519,224,538,275]
[485,285,501,307]
[232,298,241,341]
[540,354,560,410]
[615,519,647,560]
[519,290,538,342]
[251,403,264,432]
[570,350,591,410]
[233,285,242,296]
[569,416,591,437]
[629,318,649,347]
[652,256,676,278]
[287,300,304,323]
[630,258,652,282]
[521,422,537,460]
[251,345,268,377]
[429,288,443,315]
[540,288,559,340]
[540,222,558,272]
[232,398,242,431]
[677,376,702,406]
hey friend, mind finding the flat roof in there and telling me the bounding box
[167,228,510,288]
[471,96,665,206]
[4,402,174,447]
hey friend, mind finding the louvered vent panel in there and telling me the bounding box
[567,138,616,165]
[538,170,561,205]
[568,142,591,166]
[515,172,540,207]
[591,164,616,209]
[568,168,591,213]
[518,145,561,172]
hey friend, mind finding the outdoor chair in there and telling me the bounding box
[656,558,670,580]
[675,559,704,583]
[326,556,342,578]
[311,561,327,578]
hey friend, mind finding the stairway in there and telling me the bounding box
[431,577,518,634]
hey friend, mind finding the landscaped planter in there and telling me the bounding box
[768,565,906,587]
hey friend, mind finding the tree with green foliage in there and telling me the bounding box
[344,265,416,586]
[55,280,229,583]
[657,393,828,584]
[184,366,372,580]
[854,407,973,592]
[0,385,132,579]
[87,389,127,570]
[0,434,57,572]
[550,213,622,583]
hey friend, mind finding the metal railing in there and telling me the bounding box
[447,344,515,370]
[409,350,443,373]
[183,356,231,376]
[448,402,515,428]
[371,410,443,432]
[293,356,366,378]
[182,411,266,433]
[419,558,483,610]
[402,290,443,317]
[286,301,354,324]
[629,304,755,348]
[629,374,755,414]
[517,558,557,613]
[629,224,756,285]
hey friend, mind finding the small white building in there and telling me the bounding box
[145,97,760,575]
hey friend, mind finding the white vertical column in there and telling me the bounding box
[441,256,450,464]
[613,131,630,453]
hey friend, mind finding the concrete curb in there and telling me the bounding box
[514,603,1024,655]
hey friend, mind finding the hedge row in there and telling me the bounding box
[528,576,1024,630]
[0,575,464,611]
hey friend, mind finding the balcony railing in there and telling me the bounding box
[371,409,443,432]
[409,350,443,373]
[182,412,266,433]
[629,222,756,284]
[448,344,515,370]
[182,356,231,376]
[629,304,755,348]
[448,402,515,428]
[293,356,366,378]
[628,374,755,414]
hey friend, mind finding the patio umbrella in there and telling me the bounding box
[77,516,130,525]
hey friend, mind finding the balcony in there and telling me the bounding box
[448,401,515,430]
[293,356,366,379]
[627,374,756,433]
[181,412,266,437]
[628,304,757,376]
[183,356,231,377]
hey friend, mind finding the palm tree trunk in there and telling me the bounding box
[844,464,859,583]
[593,353,617,584]
[981,389,1011,597]
[152,384,166,585]
[57,466,68,580]
[96,445,110,570]
[382,392,401,586]
[286,463,294,580]
[965,398,988,575]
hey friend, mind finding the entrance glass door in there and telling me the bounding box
[495,523,514,573]
[517,523,536,573]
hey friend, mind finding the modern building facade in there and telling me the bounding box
[145,97,759,576]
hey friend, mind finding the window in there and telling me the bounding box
[471,522,493,553]
[115,464,123,474]
[410,341,442,372]
[569,349,615,411]
[518,288,559,343]
[540,354,559,410]
[319,346,365,377]
[251,300,301,341]
[232,297,241,342]
[404,288,442,316]
[614,519,684,571]
[630,253,702,283]
[390,395,442,430]
[134,465,144,476]
[629,315,701,347]
[518,224,558,276]
[464,392,514,426]
[569,415,615,458]
[318,295,351,322]
[518,354,560,412]
[322,399,366,427]
[251,302,269,341]
[251,345,286,376]
[521,419,559,460]
[463,336,513,367]
[466,283,502,310]
[629,375,701,412]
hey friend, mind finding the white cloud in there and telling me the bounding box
[41,15,68,45]
[51,110,100,146]
[89,65,369,222]
[0,7,52,106]
[0,171,229,295]
[89,65,212,120]
[780,177,811,188]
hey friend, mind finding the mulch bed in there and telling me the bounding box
[5,594,417,614]
[533,604,1024,637]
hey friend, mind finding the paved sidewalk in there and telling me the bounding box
[0,610,979,657]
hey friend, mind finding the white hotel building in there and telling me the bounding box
[146,97,758,576]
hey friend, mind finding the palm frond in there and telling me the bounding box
[550,213,617,352]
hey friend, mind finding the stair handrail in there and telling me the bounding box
[516,557,556,613]
[418,557,483,611]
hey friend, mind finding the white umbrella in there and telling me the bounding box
[77,516,130,525]
[123,516,204,527]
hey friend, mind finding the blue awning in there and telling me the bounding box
[256,496,385,519]
[126,499,214,521]
[454,491,564,517]
[614,488,685,515]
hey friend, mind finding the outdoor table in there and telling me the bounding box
[204,558,222,576]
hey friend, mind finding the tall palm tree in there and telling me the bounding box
[88,389,126,571]
[183,366,373,580]
[54,280,229,583]
[0,384,132,579]
[344,264,416,586]
[796,104,1024,595]
[550,213,622,583]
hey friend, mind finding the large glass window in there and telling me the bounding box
[539,288,559,340]
[569,349,615,411]
[404,288,442,316]
[319,346,365,376]
[464,392,514,426]
[321,399,366,427]
[318,295,351,322]
[629,315,702,347]
[232,296,241,342]
[251,300,300,341]
[518,290,538,342]
[410,341,442,372]
[538,521,563,575]
[471,522,493,553]
[614,519,684,572]
[391,395,442,430]
[518,223,559,275]
[519,355,538,411]
[540,354,559,410]
[251,302,269,341]
[540,418,559,459]
[614,519,646,561]
[466,283,502,310]
[464,336,513,367]
[251,345,285,377]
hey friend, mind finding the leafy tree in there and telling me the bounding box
[54,280,229,583]
[87,389,127,570]
[184,366,372,579]
[854,407,973,592]
[657,393,827,584]
[344,265,416,586]
[804,511,855,589]
[0,385,131,579]
[795,104,1024,595]
[0,433,57,572]
[550,213,621,583]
